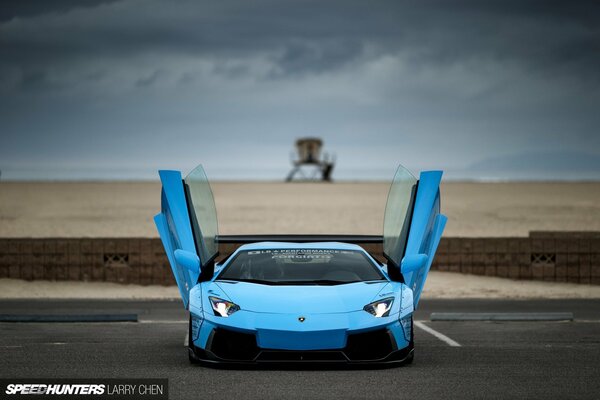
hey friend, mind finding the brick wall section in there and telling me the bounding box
[0,238,174,285]
[430,232,600,285]
[0,232,598,285]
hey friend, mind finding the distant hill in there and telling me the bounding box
[465,151,600,180]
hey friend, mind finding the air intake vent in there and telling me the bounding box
[531,253,555,266]
[103,253,129,267]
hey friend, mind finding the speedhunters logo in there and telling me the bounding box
[0,380,167,399]
[5,385,105,395]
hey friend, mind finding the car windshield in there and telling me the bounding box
[216,249,386,285]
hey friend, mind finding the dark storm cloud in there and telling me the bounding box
[0,0,121,22]
[2,1,598,82]
[0,0,599,179]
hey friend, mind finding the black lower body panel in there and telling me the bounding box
[189,327,414,367]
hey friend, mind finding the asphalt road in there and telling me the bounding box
[0,299,599,399]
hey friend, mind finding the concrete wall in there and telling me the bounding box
[0,239,171,285]
[0,232,598,285]
[431,232,600,285]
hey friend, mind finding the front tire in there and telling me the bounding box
[405,317,414,364]
[188,315,200,364]
[404,349,414,364]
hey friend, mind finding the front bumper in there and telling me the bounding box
[189,341,414,366]
[189,311,413,365]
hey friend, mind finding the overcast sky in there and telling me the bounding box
[1,0,599,180]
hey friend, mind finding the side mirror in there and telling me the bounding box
[174,249,200,273]
[401,254,428,275]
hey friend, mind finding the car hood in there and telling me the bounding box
[210,281,395,314]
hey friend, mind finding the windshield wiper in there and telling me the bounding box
[269,280,360,286]
[217,278,271,285]
[217,279,367,286]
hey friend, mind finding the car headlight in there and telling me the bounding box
[363,298,394,317]
[209,296,240,317]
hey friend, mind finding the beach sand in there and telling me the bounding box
[1,181,599,238]
[2,271,599,299]
[1,181,599,299]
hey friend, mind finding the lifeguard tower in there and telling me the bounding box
[285,137,335,182]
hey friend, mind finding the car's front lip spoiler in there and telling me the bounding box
[189,344,414,367]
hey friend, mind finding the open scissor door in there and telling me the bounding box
[383,165,447,308]
[154,165,218,308]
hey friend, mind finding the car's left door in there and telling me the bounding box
[383,166,447,308]
[154,165,218,308]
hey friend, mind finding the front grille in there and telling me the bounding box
[208,328,260,361]
[344,329,396,361]
[257,351,347,362]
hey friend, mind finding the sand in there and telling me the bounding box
[1,181,599,299]
[1,271,599,299]
[1,181,599,238]
[0,278,181,300]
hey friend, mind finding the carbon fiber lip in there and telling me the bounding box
[189,344,413,367]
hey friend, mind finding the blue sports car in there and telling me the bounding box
[154,164,446,365]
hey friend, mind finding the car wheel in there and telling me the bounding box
[404,349,414,364]
[188,315,199,364]
[405,316,414,364]
[410,316,414,346]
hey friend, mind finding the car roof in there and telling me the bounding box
[235,241,365,251]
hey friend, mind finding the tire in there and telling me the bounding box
[404,349,414,364]
[188,315,200,364]
[410,316,414,346]
[405,316,414,364]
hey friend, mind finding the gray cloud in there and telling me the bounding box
[0,0,599,180]
[0,0,121,22]
[2,1,598,81]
